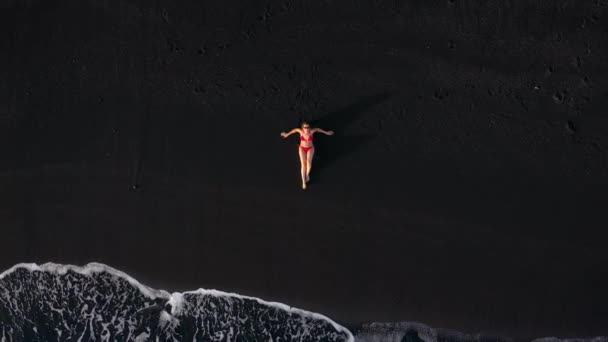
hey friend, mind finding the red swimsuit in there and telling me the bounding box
[299,134,313,152]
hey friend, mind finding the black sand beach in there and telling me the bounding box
[1,1,608,340]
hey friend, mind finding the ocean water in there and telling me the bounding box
[354,322,608,342]
[1,263,606,342]
[0,263,353,342]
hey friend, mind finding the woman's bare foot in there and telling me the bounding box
[306,174,310,182]
[302,182,307,190]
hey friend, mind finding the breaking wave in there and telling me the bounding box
[0,262,353,342]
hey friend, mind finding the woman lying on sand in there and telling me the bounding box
[281,121,334,190]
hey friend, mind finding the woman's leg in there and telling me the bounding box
[298,147,308,189]
[306,147,315,181]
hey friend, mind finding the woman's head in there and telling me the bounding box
[301,121,311,131]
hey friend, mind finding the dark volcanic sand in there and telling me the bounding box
[1,1,608,340]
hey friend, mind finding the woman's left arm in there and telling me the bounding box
[312,128,334,135]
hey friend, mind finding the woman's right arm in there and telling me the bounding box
[281,128,300,138]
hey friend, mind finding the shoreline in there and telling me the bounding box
[2,162,607,341]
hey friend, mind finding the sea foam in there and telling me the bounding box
[0,262,353,342]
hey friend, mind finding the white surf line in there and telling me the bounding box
[1,262,355,341]
[0,262,170,300]
[173,289,355,342]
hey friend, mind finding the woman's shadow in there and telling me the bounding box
[310,92,391,182]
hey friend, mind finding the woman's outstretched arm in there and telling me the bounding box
[281,128,301,138]
[312,128,334,135]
